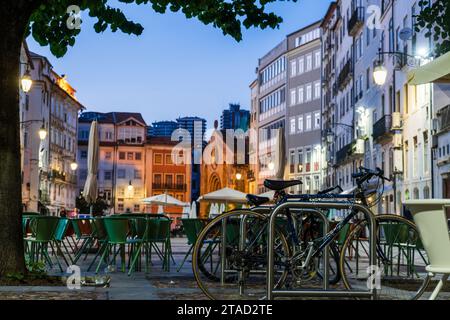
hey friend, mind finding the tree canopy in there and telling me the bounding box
[416,0,450,56]
[27,0,296,57]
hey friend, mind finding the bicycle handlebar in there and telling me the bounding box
[352,167,391,183]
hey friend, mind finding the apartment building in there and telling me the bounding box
[286,21,323,194]
[255,40,288,192]
[78,112,147,214]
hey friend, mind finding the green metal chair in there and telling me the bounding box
[53,218,72,266]
[87,217,109,272]
[24,216,62,272]
[71,218,95,263]
[177,219,206,272]
[96,217,146,276]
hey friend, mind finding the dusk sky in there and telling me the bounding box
[27,0,333,128]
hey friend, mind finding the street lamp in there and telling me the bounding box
[268,162,275,171]
[38,124,47,141]
[235,172,242,181]
[70,161,78,171]
[373,63,388,86]
[20,68,33,93]
[127,180,134,192]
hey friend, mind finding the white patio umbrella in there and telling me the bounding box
[198,187,248,204]
[141,193,189,207]
[157,205,164,214]
[219,203,226,214]
[83,121,99,213]
[189,201,197,219]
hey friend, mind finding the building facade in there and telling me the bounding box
[286,21,323,194]
[78,112,147,214]
[220,103,250,131]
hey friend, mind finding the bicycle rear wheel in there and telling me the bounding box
[339,215,429,300]
[192,210,290,300]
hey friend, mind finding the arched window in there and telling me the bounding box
[423,186,430,199]
[413,188,420,200]
[405,189,410,200]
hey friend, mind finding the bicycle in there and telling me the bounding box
[192,167,428,300]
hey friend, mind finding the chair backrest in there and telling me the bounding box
[406,200,450,268]
[181,219,204,245]
[92,218,108,241]
[157,219,171,241]
[103,218,130,244]
[54,218,69,241]
[71,218,93,238]
[29,216,60,241]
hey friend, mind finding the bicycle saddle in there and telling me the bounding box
[264,179,302,191]
[246,194,270,206]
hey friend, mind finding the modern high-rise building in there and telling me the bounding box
[147,121,179,137]
[220,103,250,131]
[176,116,207,201]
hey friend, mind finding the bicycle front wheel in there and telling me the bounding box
[339,215,429,300]
[192,210,290,300]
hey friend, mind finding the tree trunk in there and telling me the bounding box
[0,1,35,276]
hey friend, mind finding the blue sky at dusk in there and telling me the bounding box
[27,0,333,127]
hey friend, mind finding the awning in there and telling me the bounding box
[408,51,450,85]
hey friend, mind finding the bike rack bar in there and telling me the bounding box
[266,202,377,300]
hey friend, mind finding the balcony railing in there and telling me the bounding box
[372,115,393,142]
[336,142,354,165]
[348,7,365,37]
[337,60,353,91]
[438,105,450,133]
[152,183,187,191]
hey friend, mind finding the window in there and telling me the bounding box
[306,54,312,71]
[165,174,173,185]
[154,154,162,164]
[291,60,297,77]
[135,152,142,161]
[314,82,321,99]
[104,171,112,181]
[290,118,296,135]
[105,151,112,160]
[366,68,371,90]
[413,136,418,177]
[127,152,133,160]
[298,87,304,104]
[314,51,321,69]
[118,203,124,212]
[423,132,429,174]
[290,150,296,173]
[306,114,312,131]
[81,151,87,159]
[290,89,296,106]
[297,149,303,172]
[298,116,304,133]
[165,154,173,165]
[133,204,140,212]
[176,175,184,186]
[314,112,320,130]
[117,169,126,179]
[134,169,142,180]
[154,174,162,185]
[119,152,125,160]
[306,84,312,101]
[305,148,312,172]
[298,57,304,74]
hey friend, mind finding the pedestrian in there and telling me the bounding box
[60,208,67,218]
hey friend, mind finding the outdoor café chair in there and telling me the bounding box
[177,219,207,272]
[406,200,450,300]
[96,217,147,276]
[71,217,95,263]
[24,216,63,272]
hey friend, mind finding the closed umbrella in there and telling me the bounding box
[219,203,226,214]
[83,121,99,213]
[157,205,164,214]
[189,201,197,219]
[275,127,286,180]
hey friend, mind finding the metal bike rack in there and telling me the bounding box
[266,202,377,300]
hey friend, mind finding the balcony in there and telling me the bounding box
[438,105,450,133]
[372,115,393,142]
[152,183,187,191]
[336,142,354,165]
[337,60,352,91]
[348,7,365,37]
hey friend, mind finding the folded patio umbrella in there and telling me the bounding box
[189,201,197,219]
[83,121,99,210]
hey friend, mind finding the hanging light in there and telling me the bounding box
[70,161,78,171]
[326,129,334,144]
[373,63,388,86]
[235,172,242,181]
[128,180,134,192]
[268,162,275,170]
[21,69,33,93]
[38,124,47,141]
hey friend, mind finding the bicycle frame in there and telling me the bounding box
[266,201,377,300]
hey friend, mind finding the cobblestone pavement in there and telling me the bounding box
[1,237,448,300]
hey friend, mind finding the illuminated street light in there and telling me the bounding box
[373,63,388,86]
[38,124,47,141]
[21,69,33,93]
[128,180,134,192]
[268,162,275,171]
[235,172,242,181]
[70,161,78,171]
